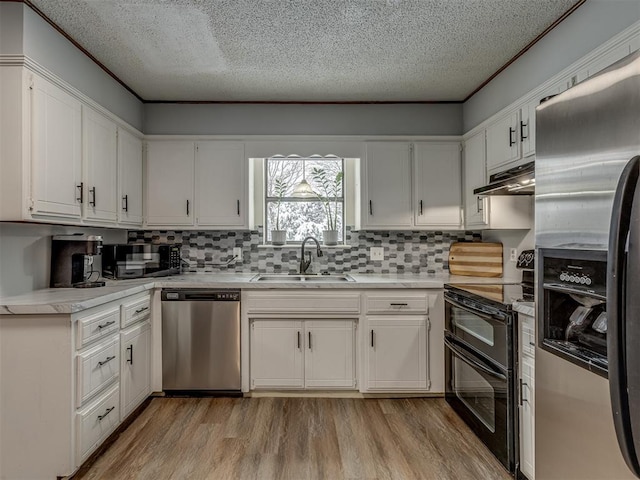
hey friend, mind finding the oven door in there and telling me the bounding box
[444,332,514,472]
[445,291,509,368]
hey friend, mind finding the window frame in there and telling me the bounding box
[264,156,345,245]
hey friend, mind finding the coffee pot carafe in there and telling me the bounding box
[50,234,105,288]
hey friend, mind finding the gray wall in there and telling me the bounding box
[143,103,463,136]
[463,0,640,131]
[13,3,144,130]
[0,223,127,298]
[0,2,24,55]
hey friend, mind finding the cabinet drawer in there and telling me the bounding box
[245,292,361,314]
[76,384,120,464]
[121,294,151,328]
[76,305,120,349]
[365,293,428,315]
[520,313,535,358]
[76,336,119,407]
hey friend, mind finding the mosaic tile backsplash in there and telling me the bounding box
[127,227,481,274]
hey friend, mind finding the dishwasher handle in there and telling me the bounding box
[162,290,240,302]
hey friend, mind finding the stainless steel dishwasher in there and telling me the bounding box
[161,289,241,394]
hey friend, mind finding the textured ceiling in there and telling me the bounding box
[28,0,583,102]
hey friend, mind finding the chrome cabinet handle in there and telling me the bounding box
[98,406,115,421]
[509,127,516,147]
[97,320,116,330]
[76,183,84,203]
[127,345,133,365]
[89,187,96,207]
[122,195,128,212]
[134,306,149,314]
[97,355,116,367]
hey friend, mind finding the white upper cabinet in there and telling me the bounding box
[485,109,522,173]
[195,141,248,228]
[31,73,83,219]
[82,107,118,223]
[145,141,195,226]
[464,131,489,228]
[362,142,413,229]
[117,129,143,226]
[413,142,462,229]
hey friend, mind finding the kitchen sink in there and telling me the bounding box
[251,274,355,282]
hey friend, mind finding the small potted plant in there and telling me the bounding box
[271,176,288,245]
[310,167,343,245]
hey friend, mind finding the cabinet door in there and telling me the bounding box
[31,74,82,219]
[363,142,412,228]
[413,142,462,229]
[120,322,151,420]
[195,141,247,227]
[519,355,535,480]
[486,110,520,172]
[250,320,304,389]
[118,129,143,226]
[145,141,194,226]
[83,107,118,223]
[304,320,355,389]
[520,101,536,159]
[366,316,428,390]
[464,131,489,228]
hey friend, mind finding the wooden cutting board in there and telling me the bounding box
[448,242,503,277]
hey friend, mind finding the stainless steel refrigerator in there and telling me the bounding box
[535,49,640,479]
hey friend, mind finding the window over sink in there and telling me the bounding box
[264,155,344,244]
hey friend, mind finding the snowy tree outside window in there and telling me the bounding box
[265,156,344,243]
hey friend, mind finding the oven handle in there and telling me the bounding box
[444,294,507,323]
[444,336,507,381]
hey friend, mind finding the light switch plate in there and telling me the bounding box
[509,248,518,262]
[233,247,242,261]
[370,247,384,261]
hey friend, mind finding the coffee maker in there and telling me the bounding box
[50,234,105,288]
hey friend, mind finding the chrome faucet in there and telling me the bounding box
[299,236,323,274]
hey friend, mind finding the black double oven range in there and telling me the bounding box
[444,252,533,475]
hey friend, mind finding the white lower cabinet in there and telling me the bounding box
[250,319,356,390]
[0,291,152,480]
[365,316,429,390]
[120,321,151,420]
[518,311,535,480]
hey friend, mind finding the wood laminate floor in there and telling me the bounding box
[74,397,512,480]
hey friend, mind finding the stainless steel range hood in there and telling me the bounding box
[474,160,535,196]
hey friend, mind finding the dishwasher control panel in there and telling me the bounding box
[161,290,240,302]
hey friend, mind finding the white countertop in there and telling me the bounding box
[0,272,521,315]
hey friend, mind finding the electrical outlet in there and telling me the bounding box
[509,248,518,262]
[370,247,384,261]
[233,247,242,261]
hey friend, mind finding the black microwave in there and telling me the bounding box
[102,244,181,279]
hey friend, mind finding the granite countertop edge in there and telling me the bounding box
[0,273,522,315]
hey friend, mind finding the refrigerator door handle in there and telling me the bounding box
[608,155,640,477]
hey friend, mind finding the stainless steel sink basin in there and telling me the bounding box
[251,274,355,282]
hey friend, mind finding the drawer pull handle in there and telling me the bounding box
[98,355,116,367]
[127,345,134,365]
[308,331,312,350]
[371,329,375,348]
[390,303,408,307]
[98,406,115,421]
[134,306,149,314]
[97,320,116,330]
[529,341,535,346]
[297,331,301,350]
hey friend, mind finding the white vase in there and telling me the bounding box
[271,230,287,245]
[323,229,339,246]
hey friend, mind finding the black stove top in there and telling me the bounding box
[445,282,534,310]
